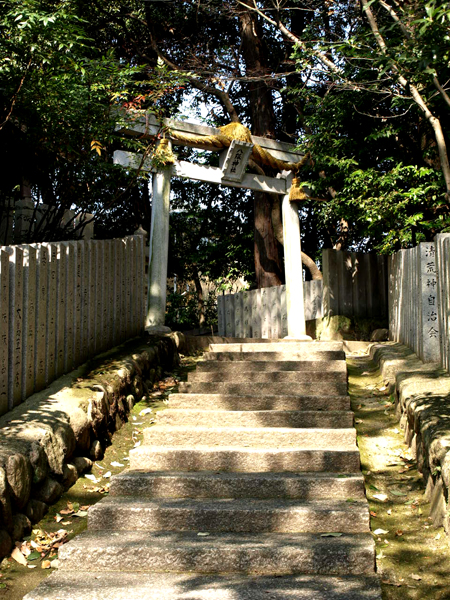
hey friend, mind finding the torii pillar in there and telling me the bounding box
[281,172,310,340]
[146,159,171,331]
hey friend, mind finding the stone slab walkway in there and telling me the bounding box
[24,339,381,599]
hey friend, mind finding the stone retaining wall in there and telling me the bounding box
[0,332,186,559]
[369,342,450,531]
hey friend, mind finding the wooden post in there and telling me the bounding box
[281,177,310,339]
[146,148,172,330]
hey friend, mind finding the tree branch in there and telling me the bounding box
[0,58,32,131]
[361,0,450,196]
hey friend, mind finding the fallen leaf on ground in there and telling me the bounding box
[370,511,377,517]
[396,530,403,536]
[85,474,99,483]
[197,532,210,537]
[410,574,422,581]
[373,493,388,502]
[103,471,112,478]
[374,528,388,535]
[41,560,51,569]
[27,551,41,562]
[11,548,27,566]
[54,514,63,523]
[110,461,124,467]
[390,489,407,496]
[139,408,153,416]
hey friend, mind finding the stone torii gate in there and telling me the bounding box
[114,112,311,339]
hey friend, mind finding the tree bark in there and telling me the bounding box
[239,3,284,288]
[192,267,206,327]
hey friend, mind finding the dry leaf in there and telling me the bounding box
[11,547,27,566]
[374,528,388,535]
[197,532,210,537]
[396,530,403,536]
[54,514,63,523]
[103,471,112,479]
[41,560,51,569]
[110,461,124,468]
[410,574,422,581]
[370,511,377,517]
[373,493,388,502]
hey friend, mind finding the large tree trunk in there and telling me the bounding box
[239,4,284,288]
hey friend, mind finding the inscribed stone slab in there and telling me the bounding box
[87,241,96,356]
[21,245,37,399]
[102,240,112,350]
[63,242,75,373]
[242,290,252,339]
[217,295,225,337]
[420,242,440,362]
[55,243,66,378]
[224,294,235,338]
[95,242,105,351]
[268,285,280,339]
[0,250,9,414]
[7,246,24,407]
[78,241,89,362]
[44,244,58,384]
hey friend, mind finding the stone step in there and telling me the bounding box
[24,572,382,600]
[197,359,347,372]
[129,446,361,472]
[168,393,351,411]
[209,342,344,353]
[187,370,347,383]
[204,351,345,362]
[56,530,376,576]
[157,409,354,429]
[88,497,369,533]
[109,471,366,500]
[143,426,356,448]
[178,381,348,396]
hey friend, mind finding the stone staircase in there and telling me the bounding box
[25,340,381,599]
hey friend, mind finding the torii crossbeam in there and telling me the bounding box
[114,112,310,339]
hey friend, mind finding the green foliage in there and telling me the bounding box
[287,0,450,252]
[0,0,188,241]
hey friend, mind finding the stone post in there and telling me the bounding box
[146,151,172,331]
[0,199,14,246]
[281,177,309,339]
[15,199,35,243]
[420,242,440,362]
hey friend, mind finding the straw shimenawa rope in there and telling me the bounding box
[167,122,310,199]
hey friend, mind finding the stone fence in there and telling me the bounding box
[388,236,450,366]
[323,249,388,320]
[0,200,95,246]
[217,280,323,338]
[0,235,145,416]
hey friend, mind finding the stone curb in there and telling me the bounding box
[368,341,450,531]
[0,331,189,559]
